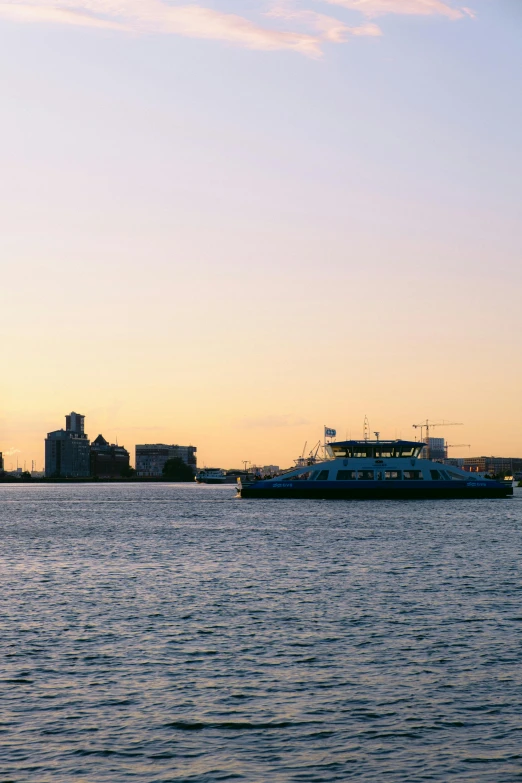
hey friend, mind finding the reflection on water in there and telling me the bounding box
[1,483,521,782]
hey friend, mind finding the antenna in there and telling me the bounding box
[374,431,380,442]
[363,415,370,442]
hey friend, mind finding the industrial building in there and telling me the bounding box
[90,435,130,478]
[45,411,90,477]
[135,444,197,477]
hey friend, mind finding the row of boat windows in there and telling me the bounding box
[329,447,422,459]
[287,469,467,481]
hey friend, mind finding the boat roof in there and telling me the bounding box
[330,439,422,448]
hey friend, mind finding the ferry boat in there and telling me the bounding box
[196,468,227,484]
[196,468,250,485]
[237,439,513,500]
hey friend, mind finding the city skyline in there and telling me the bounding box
[1,0,521,469]
[1,407,521,473]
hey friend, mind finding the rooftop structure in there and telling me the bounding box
[66,412,85,435]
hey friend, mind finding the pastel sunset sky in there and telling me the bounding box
[1,0,521,470]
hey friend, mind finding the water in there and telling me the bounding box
[1,483,522,782]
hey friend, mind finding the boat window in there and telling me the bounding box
[336,470,356,481]
[396,447,416,458]
[330,447,348,458]
[353,448,372,458]
[385,470,402,480]
[446,471,468,481]
[376,449,394,459]
[357,470,374,481]
[316,470,329,481]
[439,470,449,480]
[430,470,442,480]
[290,471,313,481]
[403,470,423,481]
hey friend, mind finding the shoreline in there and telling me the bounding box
[0,476,196,484]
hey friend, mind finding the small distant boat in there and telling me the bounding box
[237,439,513,500]
[196,468,249,485]
[196,468,227,484]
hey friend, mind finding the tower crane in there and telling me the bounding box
[412,420,463,459]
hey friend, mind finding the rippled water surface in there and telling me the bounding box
[1,483,522,782]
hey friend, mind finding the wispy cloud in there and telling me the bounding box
[321,0,470,20]
[268,4,382,42]
[0,0,324,55]
[0,0,472,56]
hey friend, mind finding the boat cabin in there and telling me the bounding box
[325,440,425,460]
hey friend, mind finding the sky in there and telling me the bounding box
[0,0,521,470]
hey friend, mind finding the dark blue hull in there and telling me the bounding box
[239,480,513,500]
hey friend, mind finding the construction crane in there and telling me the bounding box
[295,441,323,466]
[412,420,463,459]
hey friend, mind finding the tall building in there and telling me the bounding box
[90,435,130,478]
[421,437,446,460]
[135,444,197,477]
[45,412,90,478]
[0,452,4,474]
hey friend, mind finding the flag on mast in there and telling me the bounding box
[324,426,336,439]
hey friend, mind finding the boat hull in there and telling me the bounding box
[239,480,513,500]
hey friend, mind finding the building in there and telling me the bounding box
[90,435,130,478]
[462,457,522,476]
[45,411,90,478]
[419,437,446,460]
[0,452,3,473]
[135,444,197,477]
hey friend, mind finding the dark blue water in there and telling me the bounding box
[1,483,522,782]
